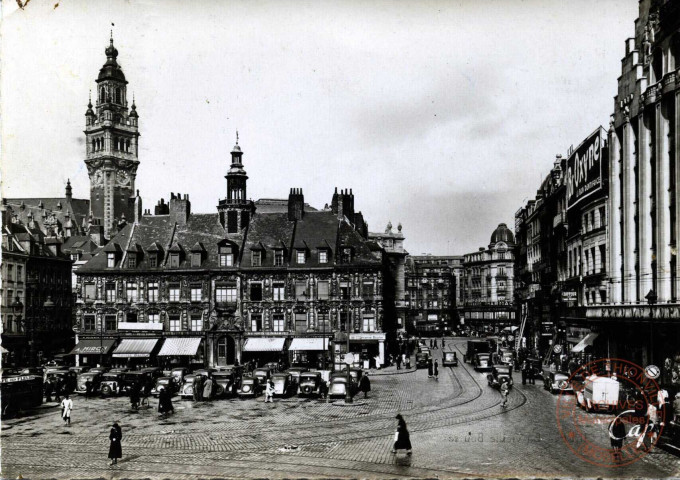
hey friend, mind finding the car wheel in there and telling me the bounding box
[101,384,112,396]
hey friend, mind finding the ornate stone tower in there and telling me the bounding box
[217,133,254,233]
[84,35,140,239]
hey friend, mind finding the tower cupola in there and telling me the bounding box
[217,131,254,234]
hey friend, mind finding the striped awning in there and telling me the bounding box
[572,333,599,353]
[289,337,330,351]
[112,338,160,358]
[157,337,202,357]
[69,339,116,355]
[242,337,286,352]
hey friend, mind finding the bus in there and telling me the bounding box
[1,374,43,418]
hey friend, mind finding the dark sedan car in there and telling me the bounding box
[76,372,102,394]
[237,377,262,397]
[442,351,458,367]
[298,372,323,396]
[487,365,514,389]
[151,377,178,397]
[99,372,125,396]
[473,353,492,371]
[271,373,295,397]
[416,353,430,368]
[212,371,240,398]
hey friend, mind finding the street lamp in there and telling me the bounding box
[645,289,657,365]
[41,296,55,366]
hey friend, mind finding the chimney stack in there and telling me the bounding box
[288,188,304,221]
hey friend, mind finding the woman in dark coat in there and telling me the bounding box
[427,358,433,378]
[108,422,122,465]
[359,373,371,398]
[392,414,412,454]
[433,360,439,380]
[610,417,626,460]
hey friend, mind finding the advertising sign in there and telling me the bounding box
[566,127,605,210]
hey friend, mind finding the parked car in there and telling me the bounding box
[122,371,154,394]
[465,340,490,363]
[180,374,201,400]
[99,372,126,396]
[264,362,280,373]
[140,367,163,381]
[212,371,241,398]
[487,365,514,389]
[498,348,515,365]
[45,370,77,394]
[575,375,617,410]
[193,368,216,379]
[253,367,272,385]
[170,367,191,385]
[237,376,262,397]
[328,375,353,398]
[416,353,430,369]
[271,373,294,396]
[442,351,458,367]
[473,353,492,371]
[76,372,102,394]
[348,368,363,386]
[543,370,573,395]
[298,372,323,396]
[151,377,178,397]
[88,366,110,375]
[286,367,309,387]
[69,366,91,375]
[525,358,542,379]
[19,367,45,377]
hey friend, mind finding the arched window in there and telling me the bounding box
[99,87,105,103]
[115,88,121,104]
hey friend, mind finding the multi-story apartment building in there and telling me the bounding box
[404,255,461,335]
[461,224,515,334]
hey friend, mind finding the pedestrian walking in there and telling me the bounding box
[108,422,122,466]
[392,414,412,455]
[610,416,626,461]
[636,401,660,450]
[427,358,433,378]
[264,379,275,403]
[433,360,439,380]
[193,375,202,402]
[500,382,509,408]
[521,360,528,385]
[396,354,402,370]
[129,383,140,411]
[85,379,92,400]
[203,376,214,401]
[429,339,433,348]
[405,355,411,369]
[359,373,371,398]
[401,353,406,367]
[441,338,445,348]
[44,380,53,403]
[433,338,438,350]
[60,394,73,426]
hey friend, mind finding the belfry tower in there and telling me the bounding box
[84,34,140,239]
[218,133,254,234]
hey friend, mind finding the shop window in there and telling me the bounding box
[317,281,329,300]
[169,315,181,332]
[84,314,95,331]
[251,314,262,332]
[295,313,307,333]
[250,283,263,301]
[169,284,180,302]
[274,249,284,266]
[191,285,202,302]
[273,282,285,301]
[126,281,138,302]
[84,283,96,301]
[105,283,116,302]
[190,316,203,331]
[105,315,117,331]
[148,282,159,302]
[295,281,307,300]
[273,314,285,332]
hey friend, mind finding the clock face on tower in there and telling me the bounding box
[93,171,104,187]
[116,170,131,187]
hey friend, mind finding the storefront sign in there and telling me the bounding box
[561,291,577,302]
[566,127,605,210]
[427,314,438,322]
[349,333,386,341]
[118,322,163,331]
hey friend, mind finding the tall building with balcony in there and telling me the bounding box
[404,255,461,335]
[461,224,515,333]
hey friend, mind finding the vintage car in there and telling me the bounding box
[264,362,280,373]
[543,370,573,395]
[298,372,323,396]
[150,377,178,397]
[348,368,363,385]
[473,353,492,371]
[575,374,618,410]
[286,367,309,387]
[252,367,272,385]
[416,353,430,368]
[525,358,542,379]
[170,367,191,385]
[271,373,294,397]
[180,374,201,399]
[99,372,126,396]
[498,348,515,365]
[417,345,431,356]
[237,376,262,397]
[487,365,514,389]
[212,371,241,398]
[328,373,356,398]
[140,367,164,381]
[76,372,102,393]
[464,340,490,363]
[122,371,154,394]
[19,367,45,377]
[45,370,78,394]
[193,368,216,379]
[43,366,63,381]
[442,351,458,367]
[69,366,91,375]
[88,366,110,375]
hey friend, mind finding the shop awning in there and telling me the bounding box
[0,345,9,354]
[243,337,286,352]
[572,333,599,353]
[112,338,160,358]
[157,337,202,357]
[69,339,116,355]
[502,326,519,333]
[289,337,331,351]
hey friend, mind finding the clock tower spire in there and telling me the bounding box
[84,34,140,240]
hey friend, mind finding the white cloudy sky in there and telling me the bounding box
[1,0,637,254]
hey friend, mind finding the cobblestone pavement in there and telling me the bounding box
[2,339,679,479]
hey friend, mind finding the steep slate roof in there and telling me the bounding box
[242,213,295,268]
[2,197,90,237]
[254,199,319,214]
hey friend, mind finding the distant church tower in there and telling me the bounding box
[218,133,254,233]
[84,34,140,239]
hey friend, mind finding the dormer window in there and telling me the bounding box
[318,249,328,264]
[149,254,158,268]
[251,250,261,267]
[127,253,137,268]
[296,250,306,264]
[219,245,234,267]
[191,252,202,267]
[340,247,352,263]
[107,253,116,268]
[275,249,284,266]
[169,253,180,268]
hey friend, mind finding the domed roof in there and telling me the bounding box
[97,39,126,83]
[490,223,514,245]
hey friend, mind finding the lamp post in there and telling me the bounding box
[645,289,657,365]
[12,296,23,366]
[42,297,55,366]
